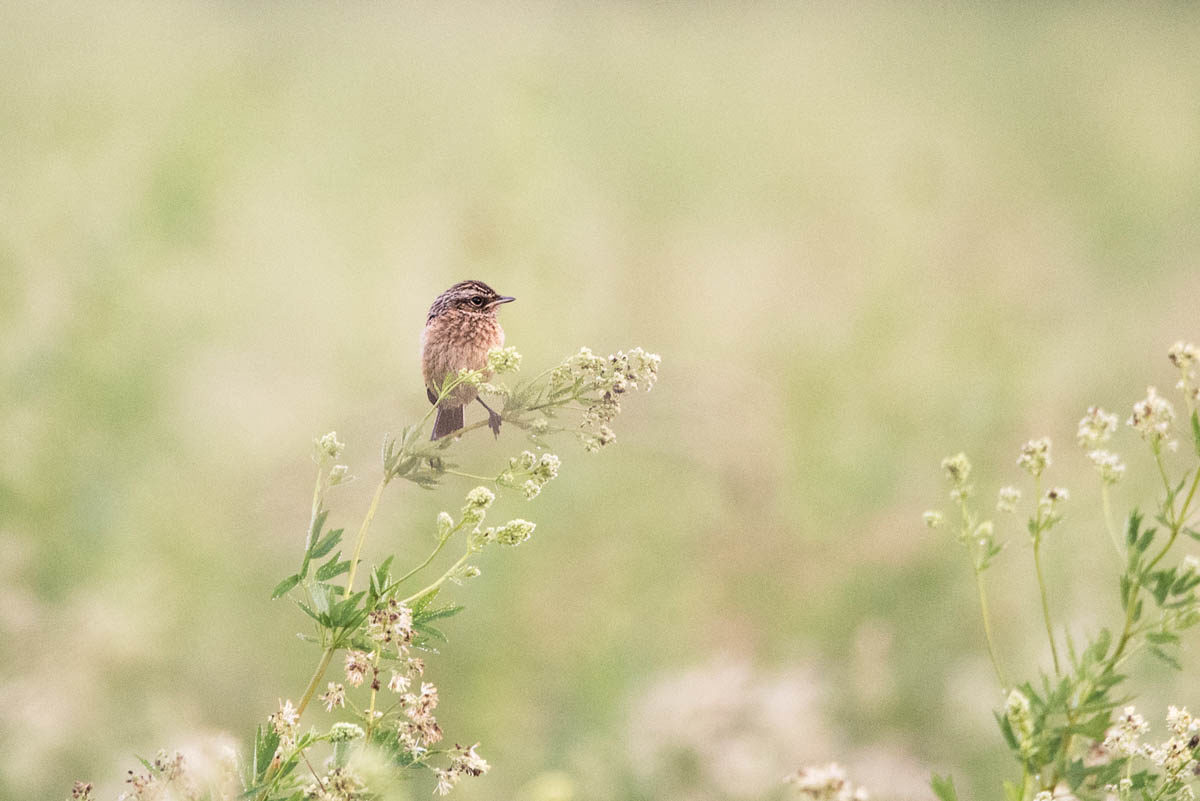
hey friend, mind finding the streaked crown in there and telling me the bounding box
[426,280,515,322]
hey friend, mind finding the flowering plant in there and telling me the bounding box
[70,345,660,801]
[925,341,1200,801]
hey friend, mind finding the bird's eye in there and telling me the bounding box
[469,296,485,307]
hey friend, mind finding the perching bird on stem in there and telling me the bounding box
[421,280,515,440]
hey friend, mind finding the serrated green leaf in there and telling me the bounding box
[931,774,959,801]
[415,622,447,642]
[253,724,280,782]
[310,528,344,559]
[316,554,350,581]
[271,573,301,600]
[413,589,440,612]
[415,604,465,623]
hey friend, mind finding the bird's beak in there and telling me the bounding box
[490,296,516,307]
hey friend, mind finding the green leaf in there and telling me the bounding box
[1149,645,1182,670]
[414,622,447,642]
[931,774,959,801]
[1146,631,1180,644]
[310,528,344,559]
[310,582,331,615]
[316,554,351,581]
[253,724,280,782]
[271,573,301,600]
[413,589,440,612]
[309,509,329,549]
[1191,411,1200,457]
[415,604,465,623]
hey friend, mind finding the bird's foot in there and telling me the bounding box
[486,409,502,438]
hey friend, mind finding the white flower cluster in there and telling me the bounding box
[997,486,1021,514]
[1077,406,1119,448]
[315,431,346,462]
[1169,341,1198,406]
[1018,438,1052,478]
[541,346,660,452]
[1128,387,1176,450]
[941,452,972,501]
[785,763,869,801]
[485,346,522,374]
[1104,705,1200,785]
[498,451,561,499]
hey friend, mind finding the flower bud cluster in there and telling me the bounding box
[314,431,346,462]
[1005,689,1035,758]
[486,346,522,374]
[498,451,560,499]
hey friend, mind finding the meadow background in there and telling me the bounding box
[3,2,1200,799]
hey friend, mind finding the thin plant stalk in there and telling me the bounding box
[974,567,1007,688]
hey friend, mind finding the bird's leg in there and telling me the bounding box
[476,397,503,438]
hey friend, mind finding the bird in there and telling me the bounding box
[421,280,515,440]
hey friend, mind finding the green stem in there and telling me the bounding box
[1033,541,1061,676]
[345,478,388,595]
[1102,484,1123,561]
[401,548,477,606]
[390,528,461,590]
[442,468,495,482]
[296,647,335,717]
[974,566,1007,688]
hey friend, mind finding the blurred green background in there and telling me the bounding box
[2,2,1200,799]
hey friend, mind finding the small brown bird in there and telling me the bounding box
[421,280,515,440]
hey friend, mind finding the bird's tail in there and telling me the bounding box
[431,404,464,441]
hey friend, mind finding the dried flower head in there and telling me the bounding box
[344,651,370,687]
[319,682,346,712]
